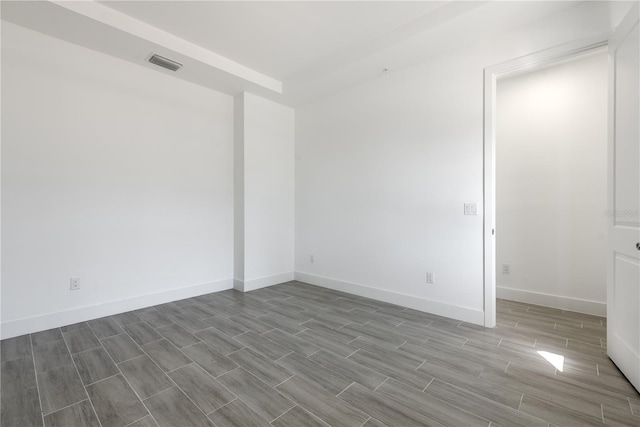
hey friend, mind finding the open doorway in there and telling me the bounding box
[494,48,608,317]
[483,34,610,328]
[484,4,639,394]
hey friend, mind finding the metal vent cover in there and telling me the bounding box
[148,54,182,72]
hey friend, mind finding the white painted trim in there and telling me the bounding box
[233,278,245,292]
[1,279,233,339]
[295,272,484,325]
[497,286,606,317]
[243,272,294,292]
[483,32,610,328]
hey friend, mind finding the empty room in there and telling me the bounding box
[1,1,639,426]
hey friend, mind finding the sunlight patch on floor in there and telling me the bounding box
[537,350,565,372]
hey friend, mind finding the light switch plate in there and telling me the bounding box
[464,203,477,215]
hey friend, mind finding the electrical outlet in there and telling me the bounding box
[70,277,80,290]
[426,272,434,284]
[502,264,510,275]
[464,203,477,215]
[310,254,315,263]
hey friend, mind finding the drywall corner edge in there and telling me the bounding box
[233,278,245,292]
[295,272,484,325]
[243,272,294,292]
[0,279,233,339]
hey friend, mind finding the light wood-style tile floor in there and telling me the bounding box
[1,281,638,426]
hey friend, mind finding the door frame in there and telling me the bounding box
[482,33,610,327]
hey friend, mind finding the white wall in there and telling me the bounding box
[294,2,617,324]
[495,50,608,315]
[234,93,295,291]
[1,22,234,338]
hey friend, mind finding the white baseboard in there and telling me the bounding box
[233,278,245,292]
[235,271,294,292]
[295,271,484,325]
[497,286,606,316]
[1,279,233,339]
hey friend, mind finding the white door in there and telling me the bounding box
[607,3,640,393]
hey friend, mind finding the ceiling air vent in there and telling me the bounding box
[148,54,182,72]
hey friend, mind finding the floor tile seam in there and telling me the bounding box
[30,330,64,349]
[527,363,637,398]
[162,358,198,375]
[57,330,100,426]
[335,381,356,398]
[565,336,608,348]
[422,377,435,392]
[271,374,296,389]
[98,329,161,427]
[99,339,148,365]
[221,373,295,424]
[180,340,206,351]
[86,320,121,341]
[0,351,32,366]
[518,393,608,425]
[223,346,248,358]
[415,359,427,372]
[426,375,525,414]
[324,351,404,392]
[345,348,361,360]
[273,350,295,363]
[276,373,369,423]
[170,359,239,402]
[396,340,408,350]
[271,371,295,391]
[477,366,486,379]
[627,397,637,416]
[340,378,439,425]
[517,393,524,411]
[204,397,238,417]
[204,318,249,336]
[28,334,46,427]
[267,402,297,425]
[214,365,241,379]
[83,372,122,388]
[135,386,176,426]
[292,328,310,337]
[41,397,96,419]
[486,371,622,418]
[124,413,152,427]
[346,336,363,346]
[117,353,149,366]
[132,331,219,421]
[31,355,80,376]
[359,416,372,427]
[305,348,323,358]
[71,340,116,358]
[421,379,497,426]
[138,383,178,402]
[253,326,278,335]
[121,325,166,348]
[372,377,390,392]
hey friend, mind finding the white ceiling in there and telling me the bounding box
[2,1,609,106]
[98,1,444,80]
